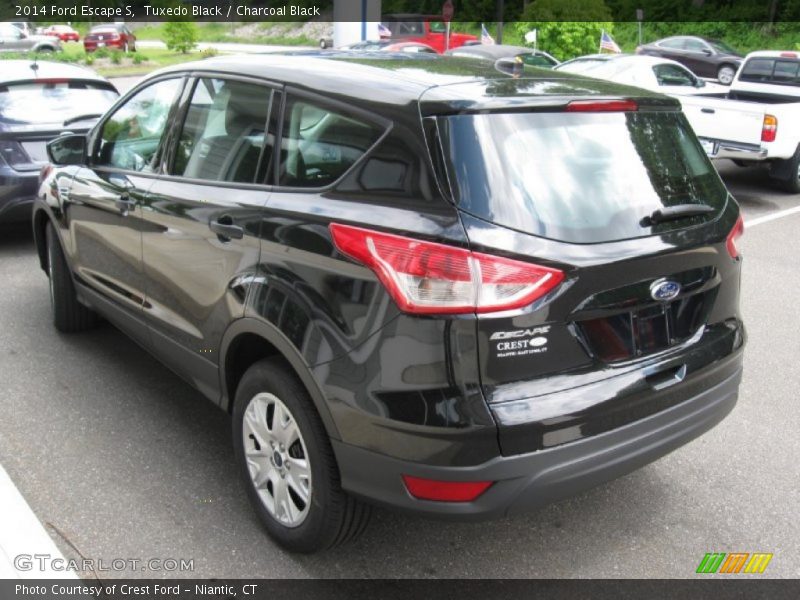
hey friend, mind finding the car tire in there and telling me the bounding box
[36,46,55,54]
[123,42,129,53]
[717,64,736,85]
[777,146,800,194]
[319,38,329,49]
[46,223,97,333]
[232,358,370,553]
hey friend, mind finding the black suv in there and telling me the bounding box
[34,55,745,553]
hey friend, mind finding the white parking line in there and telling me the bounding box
[0,463,77,579]
[745,205,800,228]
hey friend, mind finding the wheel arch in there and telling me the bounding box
[32,208,52,272]
[220,318,341,441]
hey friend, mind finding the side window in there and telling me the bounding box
[94,78,182,172]
[521,54,555,68]
[277,95,383,188]
[171,78,275,184]
[0,24,22,40]
[683,39,708,53]
[654,64,696,86]
[658,38,685,50]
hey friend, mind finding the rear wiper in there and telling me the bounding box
[63,113,102,126]
[641,204,715,227]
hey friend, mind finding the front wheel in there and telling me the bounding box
[717,64,736,85]
[46,223,97,333]
[232,358,370,553]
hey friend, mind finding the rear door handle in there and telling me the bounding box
[701,107,715,114]
[210,216,244,241]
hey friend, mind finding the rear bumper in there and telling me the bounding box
[334,358,742,519]
[702,138,768,161]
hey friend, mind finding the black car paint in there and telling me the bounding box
[33,55,744,517]
[637,36,743,80]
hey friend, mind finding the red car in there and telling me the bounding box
[42,25,80,42]
[83,24,136,53]
[382,14,478,54]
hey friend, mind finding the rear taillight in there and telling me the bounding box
[402,475,493,502]
[726,216,744,259]
[39,164,53,184]
[329,223,564,315]
[566,99,638,112]
[761,115,777,142]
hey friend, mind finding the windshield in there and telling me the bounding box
[0,81,118,125]
[439,111,727,244]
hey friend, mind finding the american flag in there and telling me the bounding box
[481,23,495,45]
[600,31,621,53]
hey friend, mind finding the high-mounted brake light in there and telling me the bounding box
[402,475,493,502]
[329,223,564,315]
[726,216,744,259]
[779,52,798,58]
[762,115,778,142]
[566,99,638,112]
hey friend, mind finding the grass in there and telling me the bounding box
[134,22,315,46]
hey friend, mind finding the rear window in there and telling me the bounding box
[439,111,727,244]
[739,58,800,86]
[0,80,118,125]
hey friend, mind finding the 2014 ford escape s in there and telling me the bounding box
[34,54,745,553]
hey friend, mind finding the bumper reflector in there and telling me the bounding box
[402,475,493,502]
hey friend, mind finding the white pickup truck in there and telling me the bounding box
[679,50,800,192]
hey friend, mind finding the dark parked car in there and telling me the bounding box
[0,61,118,224]
[83,23,136,53]
[35,55,745,553]
[446,43,560,69]
[636,36,743,85]
[0,22,61,53]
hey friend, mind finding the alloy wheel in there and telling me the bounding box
[242,393,312,528]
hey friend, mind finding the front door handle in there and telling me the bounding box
[115,194,136,213]
[210,216,244,241]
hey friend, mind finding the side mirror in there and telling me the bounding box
[47,133,87,166]
[701,48,712,56]
[696,78,706,88]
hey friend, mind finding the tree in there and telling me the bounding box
[513,0,615,61]
[163,22,198,54]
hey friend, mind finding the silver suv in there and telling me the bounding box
[0,23,61,53]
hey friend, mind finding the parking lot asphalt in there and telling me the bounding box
[0,161,798,579]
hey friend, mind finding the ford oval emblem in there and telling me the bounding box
[650,279,681,302]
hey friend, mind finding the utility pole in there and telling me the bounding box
[496,0,504,44]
